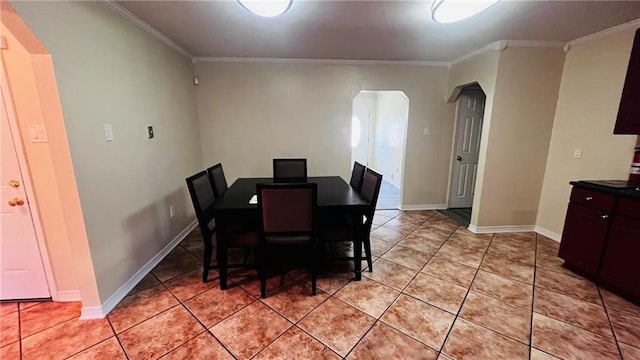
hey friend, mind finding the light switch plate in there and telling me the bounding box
[104,124,114,142]
[573,148,582,159]
[28,124,49,142]
[28,124,48,143]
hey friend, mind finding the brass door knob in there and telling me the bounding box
[8,180,19,188]
[8,197,24,207]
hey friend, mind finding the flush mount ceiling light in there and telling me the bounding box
[431,0,501,23]
[237,0,293,17]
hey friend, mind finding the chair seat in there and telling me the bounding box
[265,235,313,245]
[212,230,258,247]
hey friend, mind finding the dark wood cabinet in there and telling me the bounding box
[560,184,640,302]
[559,199,612,276]
[614,28,640,134]
[600,198,640,298]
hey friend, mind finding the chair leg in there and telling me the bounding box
[363,238,373,272]
[259,244,267,298]
[203,242,213,282]
[311,243,317,295]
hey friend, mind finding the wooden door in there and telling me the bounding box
[614,28,640,134]
[600,215,640,299]
[449,92,484,208]
[558,203,611,277]
[0,76,50,300]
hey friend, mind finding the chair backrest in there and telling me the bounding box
[257,183,317,237]
[349,161,366,192]
[207,163,228,198]
[359,168,383,228]
[273,158,307,183]
[186,170,216,236]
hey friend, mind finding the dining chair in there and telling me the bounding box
[207,163,228,198]
[349,161,366,192]
[272,158,307,183]
[186,171,257,282]
[256,182,318,298]
[320,168,383,273]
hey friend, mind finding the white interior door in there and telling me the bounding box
[449,92,485,209]
[1,81,50,300]
[351,105,371,166]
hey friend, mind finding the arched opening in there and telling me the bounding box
[351,90,409,209]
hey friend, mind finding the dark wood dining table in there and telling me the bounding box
[207,176,370,290]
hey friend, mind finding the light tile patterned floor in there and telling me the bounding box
[1,210,639,359]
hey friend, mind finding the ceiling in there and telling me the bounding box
[117,1,640,62]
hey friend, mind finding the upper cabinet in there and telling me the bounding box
[615,28,640,134]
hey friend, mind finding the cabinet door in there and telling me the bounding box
[614,28,640,134]
[600,216,640,298]
[559,203,611,276]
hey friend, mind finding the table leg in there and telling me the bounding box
[216,218,228,290]
[203,238,213,282]
[354,213,362,281]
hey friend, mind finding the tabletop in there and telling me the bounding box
[208,176,369,213]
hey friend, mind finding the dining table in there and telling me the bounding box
[207,176,370,290]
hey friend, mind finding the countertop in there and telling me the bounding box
[570,180,640,199]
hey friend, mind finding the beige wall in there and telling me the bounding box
[448,47,565,228]
[372,92,409,187]
[195,62,454,207]
[537,28,638,236]
[12,1,202,302]
[477,47,565,227]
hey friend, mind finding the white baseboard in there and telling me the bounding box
[467,224,536,234]
[80,220,197,320]
[399,203,447,211]
[55,290,81,302]
[534,226,561,242]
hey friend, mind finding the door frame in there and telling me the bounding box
[1,58,57,299]
[446,88,485,210]
[351,104,372,168]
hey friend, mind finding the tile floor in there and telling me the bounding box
[1,210,640,359]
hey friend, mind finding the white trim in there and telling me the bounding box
[399,203,447,211]
[451,41,506,65]
[79,306,104,320]
[56,290,81,302]
[504,40,566,49]
[467,224,535,234]
[194,57,451,67]
[101,1,192,59]
[80,220,197,319]
[534,226,561,242]
[451,40,566,65]
[568,18,640,48]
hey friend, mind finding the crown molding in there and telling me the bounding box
[451,40,566,66]
[505,40,566,49]
[193,57,451,67]
[451,41,505,65]
[101,0,192,59]
[568,18,640,49]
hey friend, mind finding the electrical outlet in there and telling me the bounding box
[169,206,175,219]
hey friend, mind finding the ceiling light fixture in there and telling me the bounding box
[237,0,293,17]
[431,0,501,23]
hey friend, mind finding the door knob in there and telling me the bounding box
[8,197,24,207]
[8,180,19,188]
[456,156,462,161]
